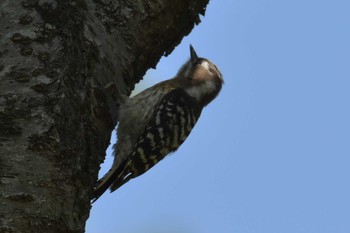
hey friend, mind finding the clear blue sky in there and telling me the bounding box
[87,1,350,232]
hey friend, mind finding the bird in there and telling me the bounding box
[92,45,223,202]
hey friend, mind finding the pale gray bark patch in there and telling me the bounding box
[0,0,209,232]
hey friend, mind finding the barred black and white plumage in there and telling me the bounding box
[92,45,223,202]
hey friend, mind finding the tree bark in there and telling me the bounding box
[0,0,209,232]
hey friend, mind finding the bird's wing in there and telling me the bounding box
[92,88,200,202]
[119,88,200,180]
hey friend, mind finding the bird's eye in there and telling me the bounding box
[195,59,201,65]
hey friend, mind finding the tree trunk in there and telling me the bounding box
[0,0,209,232]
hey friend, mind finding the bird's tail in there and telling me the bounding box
[91,160,131,203]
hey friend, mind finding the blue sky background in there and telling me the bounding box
[87,1,350,232]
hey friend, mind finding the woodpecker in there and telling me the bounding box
[92,45,223,202]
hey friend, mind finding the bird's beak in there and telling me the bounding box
[190,44,198,61]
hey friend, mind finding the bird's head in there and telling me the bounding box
[176,45,223,106]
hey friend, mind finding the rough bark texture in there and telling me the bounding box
[0,0,209,232]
